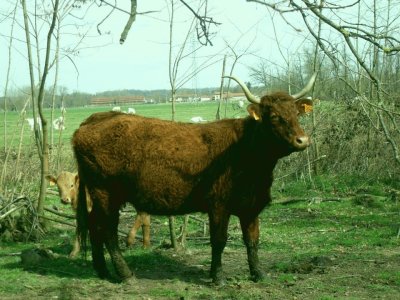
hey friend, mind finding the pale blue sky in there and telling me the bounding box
[1,0,314,94]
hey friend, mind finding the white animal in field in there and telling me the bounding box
[53,116,65,130]
[127,108,136,114]
[26,117,42,131]
[26,116,65,131]
[112,106,121,112]
[190,116,206,123]
[238,100,244,108]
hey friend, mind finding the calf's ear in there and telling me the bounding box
[46,175,57,186]
[296,99,313,115]
[74,174,79,188]
[247,104,262,121]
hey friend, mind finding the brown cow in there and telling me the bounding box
[46,171,150,258]
[73,74,316,284]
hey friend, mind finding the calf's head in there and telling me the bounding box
[225,74,315,154]
[46,172,79,210]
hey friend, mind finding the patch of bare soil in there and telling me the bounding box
[46,211,396,299]
[8,208,397,300]
[29,242,394,300]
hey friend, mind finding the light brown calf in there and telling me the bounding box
[47,171,150,257]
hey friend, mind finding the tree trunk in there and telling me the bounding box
[216,54,226,120]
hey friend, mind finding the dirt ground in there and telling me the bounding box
[7,244,398,300]
[1,200,399,299]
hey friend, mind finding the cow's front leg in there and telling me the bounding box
[208,211,230,285]
[239,216,264,282]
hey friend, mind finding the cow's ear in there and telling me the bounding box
[74,174,79,188]
[247,104,262,121]
[46,175,57,186]
[296,99,313,115]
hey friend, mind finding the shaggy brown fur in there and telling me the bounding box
[73,92,312,284]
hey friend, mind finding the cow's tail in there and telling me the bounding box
[76,172,89,259]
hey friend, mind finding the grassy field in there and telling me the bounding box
[0,101,246,150]
[1,101,399,299]
[0,177,399,299]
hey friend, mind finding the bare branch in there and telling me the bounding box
[120,0,136,44]
[97,0,159,43]
[180,0,221,46]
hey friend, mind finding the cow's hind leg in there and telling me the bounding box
[208,211,230,285]
[88,209,110,279]
[239,216,264,282]
[104,209,133,281]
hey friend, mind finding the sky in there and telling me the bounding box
[0,0,315,94]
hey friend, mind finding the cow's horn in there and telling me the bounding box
[291,73,317,99]
[223,75,260,104]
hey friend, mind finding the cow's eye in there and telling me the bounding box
[70,184,74,188]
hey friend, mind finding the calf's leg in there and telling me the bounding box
[141,212,151,248]
[239,216,264,282]
[208,211,230,284]
[69,230,80,258]
[126,214,143,246]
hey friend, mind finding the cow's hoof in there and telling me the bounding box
[211,276,226,286]
[250,269,265,282]
[98,271,112,281]
[121,275,136,285]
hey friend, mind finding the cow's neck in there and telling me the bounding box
[225,119,280,181]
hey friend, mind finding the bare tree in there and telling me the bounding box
[166,0,222,248]
[167,0,221,120]
[2,2,18,153]
[21,0,60,215]
[249,0,400,166]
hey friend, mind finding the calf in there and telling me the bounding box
[47,171,150,258]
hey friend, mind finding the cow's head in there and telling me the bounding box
[46,171,79,210]
[224,74,315,154]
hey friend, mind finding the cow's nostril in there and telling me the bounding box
[61,198,71,205]
[295,136,310,148]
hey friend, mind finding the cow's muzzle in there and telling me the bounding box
[61,198,71,205]
[293,135,310,150]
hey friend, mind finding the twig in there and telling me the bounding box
[34,266,75,276]
[275,155,327,181]
[0,252,22,257]
[0,204,26,220]
[278,197,346,205]
[179,0,221,46]
[120,0,136,44]
[39,215,75,227]
[0,196,29,213]
[189,215,208,224]
[44,207,75,219]
[46,189,59,196]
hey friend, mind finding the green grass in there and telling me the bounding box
[0,101,246,150]
[1,178,399,299]
[1,101,400,298]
